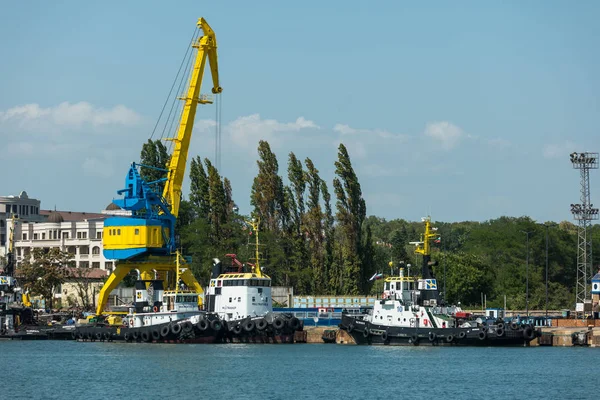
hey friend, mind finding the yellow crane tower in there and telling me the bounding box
[96,18,222,315]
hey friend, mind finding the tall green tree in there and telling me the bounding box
[139,139,170,194]
[333,143,369,294]
[189,156,210,219]
[304,158,325,293]
[251,140,285,232]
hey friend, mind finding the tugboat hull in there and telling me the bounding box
[75,314,302,344]
[341,315,538,347]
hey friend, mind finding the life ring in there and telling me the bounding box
[428,331,436,342]
[381,292,386,299]
[362,328,370,338]
[153,306,159,312]
[129,319,134,327]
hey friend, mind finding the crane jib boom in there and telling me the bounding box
[163,18,222,218]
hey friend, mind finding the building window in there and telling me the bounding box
[92,246,100,255]
[22,233,27,240]
[62,232,69,239]
[104,262,113,270]
[92,262,100,269]
[0,234,5,246]
[96,231,102,239]
[33,233,38,240]
[79,261,89,268]
[41,233,46,240]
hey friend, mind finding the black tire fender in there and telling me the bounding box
[160,325,170,337]
[171,323,182,335]
[478,330,487,340]
[197,319,209,331]
[256,319,267,331]
[141,330,151,342]
[151,329,160,341]
[363,328,370,338]
[210,319,222,331]
[428,331,436,342]
[381,330,389,342]
[244,320,256,332]
[446,334,454,343]
[458,331,466,339]
[273,317,285,330]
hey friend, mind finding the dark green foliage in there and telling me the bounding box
[139,139,169,195]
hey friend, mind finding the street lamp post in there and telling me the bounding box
[521,230,534,318]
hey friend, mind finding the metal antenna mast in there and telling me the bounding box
[569,152,599,309]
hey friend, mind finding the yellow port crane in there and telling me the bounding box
[95,17,222,315]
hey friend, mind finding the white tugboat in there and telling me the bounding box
[340,217,540,346]
[205,217,302,343]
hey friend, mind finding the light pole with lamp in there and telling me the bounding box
[521,230,534,318]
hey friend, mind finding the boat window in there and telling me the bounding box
[238,297,241,302]
[385,282,390,290]
[217,280,222,287]
[244,280,250,286]
[229,297,232,303]
[252,297,255,302]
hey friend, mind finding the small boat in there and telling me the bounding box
[340,217,540,346]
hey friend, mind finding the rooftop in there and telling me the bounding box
[40,210,107,222]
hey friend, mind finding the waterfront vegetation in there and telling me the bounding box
[20,140,597,311]
[135,139,600,310]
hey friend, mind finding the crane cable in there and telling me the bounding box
[149,25,199,141]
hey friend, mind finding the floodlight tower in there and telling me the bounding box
[569,152,599,307]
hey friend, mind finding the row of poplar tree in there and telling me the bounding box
[140,139,376,297]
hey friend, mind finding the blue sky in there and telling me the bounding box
[1,1,598,223]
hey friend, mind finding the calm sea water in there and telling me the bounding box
[2,341,598,400]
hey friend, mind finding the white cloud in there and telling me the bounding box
[225,114,319,149]
[0,101,142,130]
[423,121,464,150]
[543,141,577,159]
[82,152,116,178]
[333,123,408,140]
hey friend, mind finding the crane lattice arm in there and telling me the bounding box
[162,18,222,218]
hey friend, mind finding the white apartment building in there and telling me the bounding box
[0,191,44,252]
[2,191,118,272]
